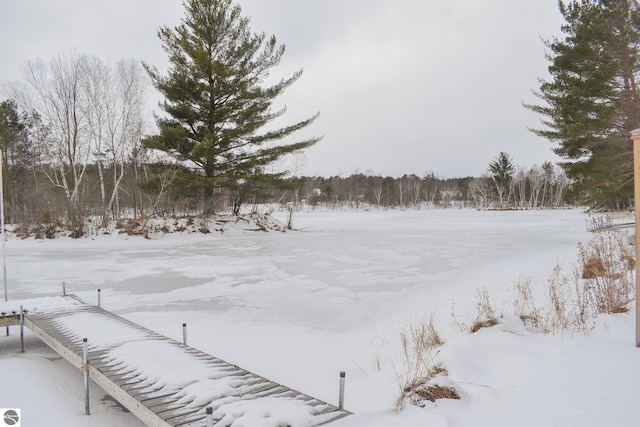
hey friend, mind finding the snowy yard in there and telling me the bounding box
[1,208,639,426]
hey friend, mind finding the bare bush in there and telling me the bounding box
[513,277,544,332]
[545,264,575,333]
[459,230,635,337]
[512,229,635,334]
[394,315,458,410]
[396,230,634,412]
[576,231,634,314]
[471,288,500,333]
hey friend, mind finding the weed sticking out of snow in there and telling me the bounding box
[459,229,635,336]
[394,315,460,410]
[576,230,635,314]
[399,228,636,415]
[537,229,635,333]
[470,287,500,333]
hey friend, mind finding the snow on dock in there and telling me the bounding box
[10,295,350,427]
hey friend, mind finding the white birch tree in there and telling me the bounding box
[15,51,92,234]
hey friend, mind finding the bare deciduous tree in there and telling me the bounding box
[83,57,148,225]
[15,51,93,234]
[469,176,491,209]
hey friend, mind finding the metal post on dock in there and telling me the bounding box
[97,289,101,308]
[83,338,90,415]
[338,371,346,410]
[62,281,66,296]
[19,305,24,353]
[206,407,213,427]
[182,323,187,346]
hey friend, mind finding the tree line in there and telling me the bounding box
[278,158,569,211]
[0,102,571,235]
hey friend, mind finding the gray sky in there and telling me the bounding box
[0,0,564,178]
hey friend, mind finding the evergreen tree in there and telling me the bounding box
[488,151,515,208]
[0,100,25,166]
[0,100,22,221]
[144,0,320,214]
[526,0,640,210]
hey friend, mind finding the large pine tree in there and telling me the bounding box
[527,0,640,210]
[144,0,320,214]
[0,100,24,166]
[488,151,515,208]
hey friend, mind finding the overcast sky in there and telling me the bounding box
[0,0,565,178]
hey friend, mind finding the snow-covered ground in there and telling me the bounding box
[1,208,638,426]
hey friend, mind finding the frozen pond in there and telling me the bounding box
[3,208,598,423]
[7,209,588,324]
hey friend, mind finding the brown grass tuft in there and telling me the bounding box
[582,257,606,279]
[394,315,456,410]
[408,384,460,404]
[576,231,634,315]
[471,318,498,333]
[470,288,500,333]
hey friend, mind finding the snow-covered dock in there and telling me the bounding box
[16,295,350,427]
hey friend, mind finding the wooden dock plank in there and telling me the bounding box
[173,413,209,427]
[20,295,351,427]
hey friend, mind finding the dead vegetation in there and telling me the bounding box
[470,288,500,333]
[8,213,287,239]
[408,384,460,404]
[397,230,634,413]
[470,318,498,333]
[464,229,635,336]
[394,315,460,410]
[576,232,635,315]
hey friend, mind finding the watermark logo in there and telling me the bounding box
[1,409,20,427]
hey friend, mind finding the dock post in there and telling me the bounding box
[97,289,101,308]
[62,281,66,296]
[182,323,187,346]
[19,305,24,353]
[206,407,213,427]
[83,338,90,415]
[338,371,346,410]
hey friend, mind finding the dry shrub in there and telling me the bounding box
[511,229,635,334]
[409,384,460,405]
[396,230,635,411]
[582,257,606,279]
[576,231,635,315]
[13,218,65,239]
[462,230,636,337]
[544,263,588,333]
[470,288,499,333]
[513,277,544,332]
[197,216,211,234]
[117,219,144,236]
[470,318,498,333]
[395,315,456,410]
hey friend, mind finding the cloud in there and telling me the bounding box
[0,0,564,178]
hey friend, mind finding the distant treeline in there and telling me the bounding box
[267,164,570,211]
[2,157,571,235]
[2,91,571,239]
